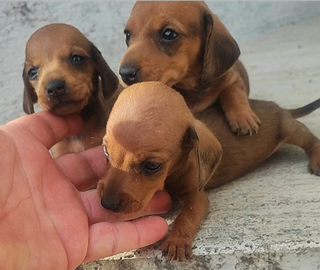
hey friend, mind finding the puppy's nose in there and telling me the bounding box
[45,79,67,97]
[119,65,139,85]
[101,197,121,212]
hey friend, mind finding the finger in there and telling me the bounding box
[3,111,82,149]
[81,190,172,224]
[55,146,107,191]
[84,216,168,262]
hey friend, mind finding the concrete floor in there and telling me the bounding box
[80,15,320,270]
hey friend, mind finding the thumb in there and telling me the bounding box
[84,216,168,262]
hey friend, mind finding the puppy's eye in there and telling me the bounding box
[27,67,39,80]
[70,54,85,65]
[103,145,110,162]
[143,161,162,173]
[161,28,178,42]
[124,29,130,46]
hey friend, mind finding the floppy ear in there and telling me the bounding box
[91,43,119,100]
[181,126,201,187]
[201,11,240,84]
[22,65,37,114]
[190,121,223,191]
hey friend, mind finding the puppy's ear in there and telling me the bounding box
[201,11,240,84]
[181,126,202,189]
[182,126,199,154]
[22,65,37,114]
[91,43,119,99]
[190,121,223,191]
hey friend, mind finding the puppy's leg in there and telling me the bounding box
[220,81,260,136]
[281,116,320,175]
[162,191,209,261]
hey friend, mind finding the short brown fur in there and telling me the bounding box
[98,82,320,261]
[120,1,260,135]
[23,23,121,157]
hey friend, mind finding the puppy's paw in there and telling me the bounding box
[162,237,193,261]
[308,148,320,176]
[226,109,261,136]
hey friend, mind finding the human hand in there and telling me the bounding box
[0,112,171,270]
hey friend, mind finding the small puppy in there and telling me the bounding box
[23,23,120,157]
[98,81,320,261]
[119,1,260,135]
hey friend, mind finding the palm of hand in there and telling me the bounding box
[0,113,170,270]
[0,115,89,269]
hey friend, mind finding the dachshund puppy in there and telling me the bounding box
[23,23,120,157]
[98,81,320,261]
[119,1,260,136]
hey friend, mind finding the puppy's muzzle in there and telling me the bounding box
[45,79,68,99]
[119,64,139,86]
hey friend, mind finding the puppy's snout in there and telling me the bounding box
[119,65,139,86]
[101,196,121,212]
[45,79,67,98]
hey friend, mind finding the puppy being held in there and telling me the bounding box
[98,81,320,261]
[23,23,120,157]
[119,1,260,136]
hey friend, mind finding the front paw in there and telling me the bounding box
[226,109,261,136]
[308,147,320,176]
[162,236,193,261]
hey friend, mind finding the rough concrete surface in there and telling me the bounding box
[0,2,320,270]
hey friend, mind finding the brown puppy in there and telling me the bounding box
[119,1,260,136]
[97,81,320,261]
[23,23,120,157]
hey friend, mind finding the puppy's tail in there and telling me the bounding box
[288,98,320,118]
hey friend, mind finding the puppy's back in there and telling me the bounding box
[198,99,297,188]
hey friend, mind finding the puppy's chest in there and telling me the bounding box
[68,129,104,152]
[67,136,86,153]
[52,135,86,157]
[51,129,104,157]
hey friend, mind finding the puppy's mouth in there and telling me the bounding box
[50,99,86,116]
[100,193,144,214]
[119,76,140,88]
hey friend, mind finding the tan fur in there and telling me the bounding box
[97,82,320,261]
[119,1,260,135]
[23,23,121,157]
